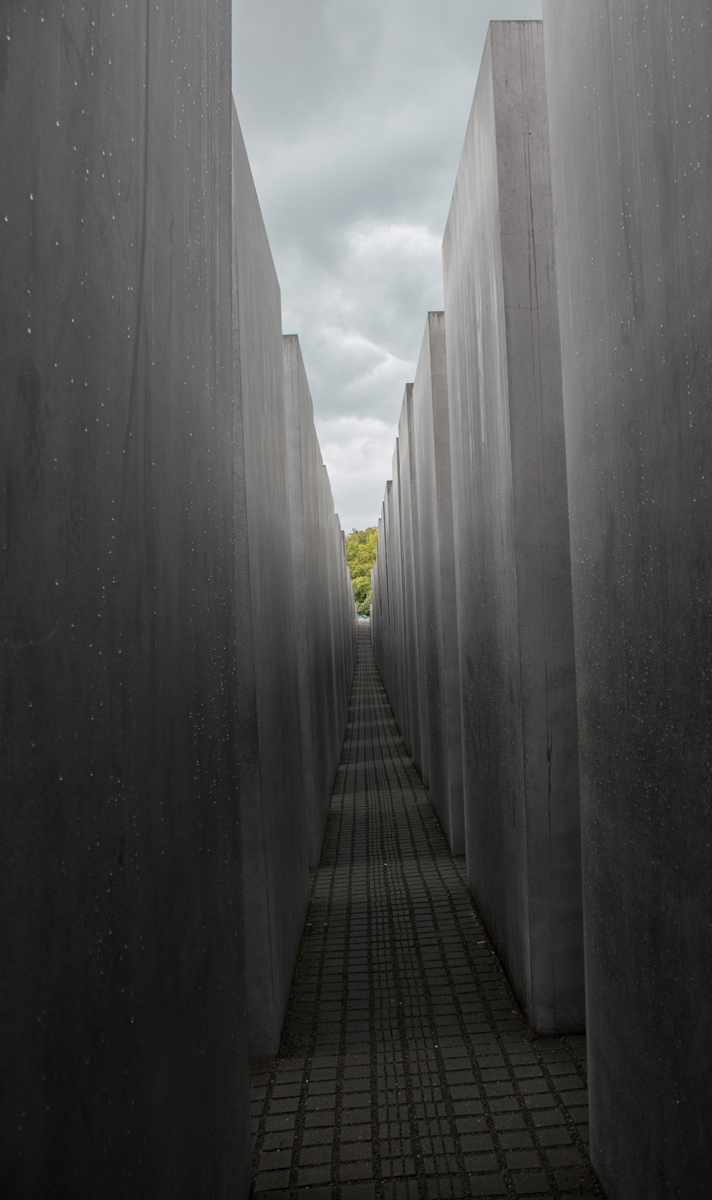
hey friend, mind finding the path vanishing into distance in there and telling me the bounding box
[249,625,602,1200]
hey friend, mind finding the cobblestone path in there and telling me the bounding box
[250,625,602,1199]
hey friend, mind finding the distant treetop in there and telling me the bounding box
[346,527,378,617]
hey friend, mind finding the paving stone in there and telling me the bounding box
[301,1127,334,1147]
[299,1144,333,1166]
[524,1092,558,1109]
[505,1150,541,1170]
[488,1096,521,1114]
[340,1159,375,1182]
[340,1142,372,1163]
[536,1127,575,1147]
[295,1164,332,1186]
[547,1146,585,1168]
[342,1124,372,1144]
[511,1171,550,1194]
[258,1151,291,1173]
[462,1152,499,1173]
[466,1176,508,1197]
[264,1113,296,1133]
[248,628,602,1197]
[262,1131,294,1152]
[303,1110,333,1129]
[270,1099,300,1115]
[254,1169,291,1191]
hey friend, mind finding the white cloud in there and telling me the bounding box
[232,0,543,527]
[317,415,397,532]
[280,217,442,427]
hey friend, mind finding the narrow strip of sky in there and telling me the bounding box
[232,0,542,532]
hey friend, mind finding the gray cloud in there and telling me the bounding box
[232,0,542,531]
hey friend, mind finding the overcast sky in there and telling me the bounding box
[232,0,542,533]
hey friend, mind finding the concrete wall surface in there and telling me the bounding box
[393,442,409,748]
[411,314,464,854]
[232,112,310,1058]
[543,3,712,1195]
[387,440,407,744]
[442,21,583,1034]
[372,483,397,717]
[0,4,250,1196]
[371,325,466,855]
[396,387,425,774]
[284,335,356,867]
[370,515,386,668]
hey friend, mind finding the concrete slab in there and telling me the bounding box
[396,386,427,777]
[231,110,310,1058]
[543,2,712,1194]
[283,335,355,866]
[443,21,584,1034]
[373,485,397,711]
[370,514,386,656]
[411,313,464,854]
[0,5,249,1194]
[380,453,404,739]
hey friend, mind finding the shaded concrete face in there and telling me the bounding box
[371,395,430,793]
[543,2,712,1194]
[0,5,249,1196]
[376,448,404,738]
[372,484,397,712]
[232,115,310,1058]
[388,439,406,742]
[370,515,385,646]
[411,313,464,854]
[283,335,356,867]
[397,387,425,774]
[443,21,583,1034]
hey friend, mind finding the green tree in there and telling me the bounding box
[346,526,378,617]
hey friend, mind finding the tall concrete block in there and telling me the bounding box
[0,5,249,1195]
[370,515,386,651]
[443,21,583,1034]
[333,524,357,759]
[388,440,409,740]
[232,112,310,1058]
[396,387,426,775]
[411,313,464,854]
[373,485,397,706]
[543,3,712,1194]
[283,335,355,866]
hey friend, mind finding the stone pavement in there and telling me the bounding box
[249,625,603,1199]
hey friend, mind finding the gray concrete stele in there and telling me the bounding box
[442,19,584,1036]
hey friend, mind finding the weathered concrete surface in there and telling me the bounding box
[0,5,249,1195]
[372,482,398,721]
[377,452,403,739]
[443,21,583,1034]
[411,313,464,854]
[284,335,356,866]
[543,3,712,1195]
[232,113,310,1058]
[370,515,386,654]
[396,387,426,778]
[371,338,463,845]
[387,440,406,745]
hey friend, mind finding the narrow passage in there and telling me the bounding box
[250,626,601,1200]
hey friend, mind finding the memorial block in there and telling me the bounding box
[443,21,584,1034]
[543,2,712,1192]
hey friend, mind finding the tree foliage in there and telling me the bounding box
[346,526,378,617]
